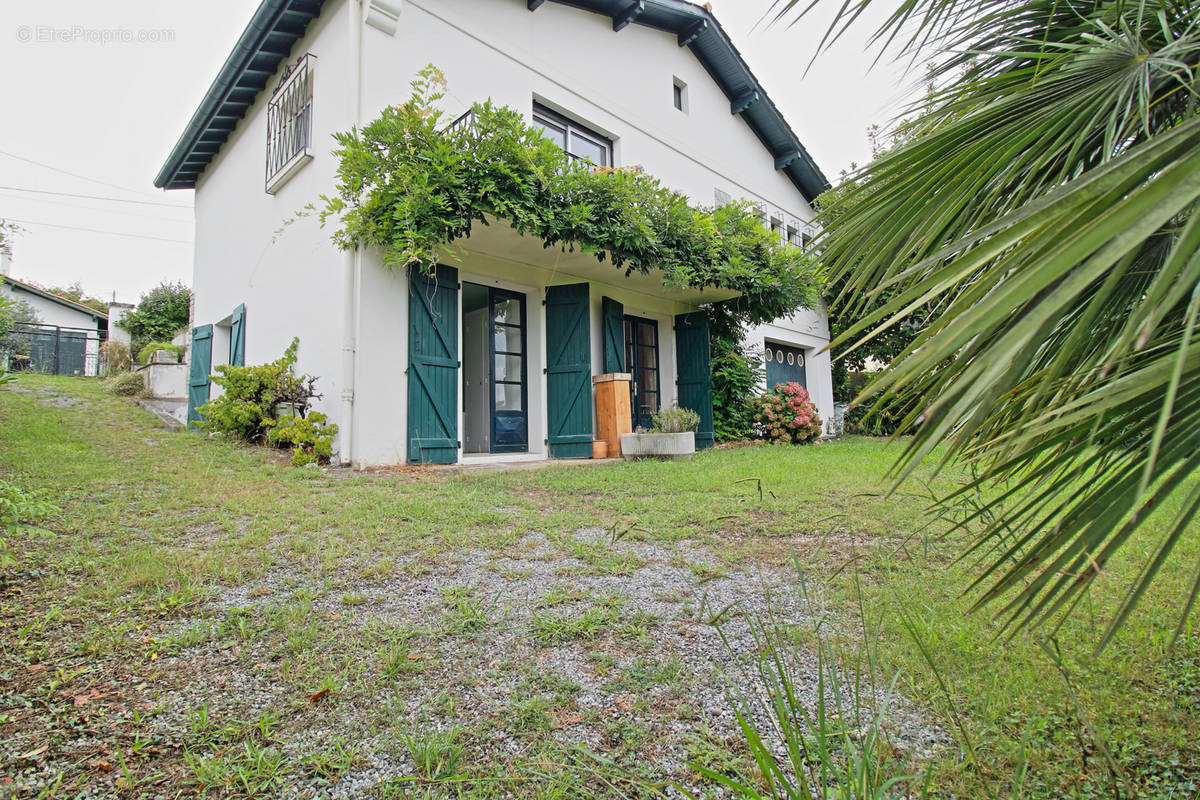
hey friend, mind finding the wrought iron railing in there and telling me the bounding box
[265,54,315,193]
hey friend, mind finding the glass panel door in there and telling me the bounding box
[489,288,528,453]
[624,316,660,430]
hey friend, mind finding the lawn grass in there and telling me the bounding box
[1,375,1198,798]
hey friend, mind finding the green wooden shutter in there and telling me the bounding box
[674,311,714,450]
[407,265,459,464]
[601,296,625,373]
[546,283,593,458]
[229,304,246,367]
[187,324,213,428]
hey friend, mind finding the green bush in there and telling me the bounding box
[711,341,764,442]
[265,412,338,466]
[137,341,184,365]
[649,405,700,434]
[197,339,325,456]
[108,371,146,396]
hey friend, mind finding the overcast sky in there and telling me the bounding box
[0,0,914,304]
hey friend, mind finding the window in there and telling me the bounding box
[801,229,814,249]
[754,202,767,226]
[786,224,800,246]
[532,104,613,166]
[770,216,784,240]
[672,78,688,112]
[265,54,315,194]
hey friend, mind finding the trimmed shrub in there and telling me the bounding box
[108,371,145,396]
[752,382,822,444]
[137,341,184,365]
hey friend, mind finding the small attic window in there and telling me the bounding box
[672,78,688,112]
[265,54,316,194]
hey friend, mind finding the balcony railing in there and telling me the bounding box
[265,54,315,194]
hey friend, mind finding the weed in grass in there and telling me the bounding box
[620,610,660,640]
[688,568,915,800]
[441,589,492,635]
[530,605,620,643]
[402,726,464,779]
[303,737,362,781]
[382,631,424,678]
[341,591,369,606]
[537,585,591,608]
[688,561,729,583]
[186,740,288,794]
[508,695,555,738]
[608,657,684,694]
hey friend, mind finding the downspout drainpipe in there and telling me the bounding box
[340,0,366,466]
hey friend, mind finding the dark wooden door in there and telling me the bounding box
[674,312,714,449]
[407,265,459,464]
[187,325,213,428]
[545,283,592,458]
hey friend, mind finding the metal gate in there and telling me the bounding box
[3,322,106,376]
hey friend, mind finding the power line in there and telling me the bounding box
[7,218,192,245]
[0,190,194,225]
[0,185,191,209]
[0,149,171,200]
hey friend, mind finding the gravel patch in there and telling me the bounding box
[104,528,951,798]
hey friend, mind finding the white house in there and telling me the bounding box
[155,0,833,467]
[0,252,111,376]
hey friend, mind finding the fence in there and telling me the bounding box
[2,322,108,377]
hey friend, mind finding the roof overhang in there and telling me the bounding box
[154,0,831,203]
[153,0,325,190]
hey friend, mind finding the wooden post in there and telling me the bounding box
[593,372,632,457]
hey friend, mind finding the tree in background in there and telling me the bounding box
[776,0,1200,645]
[121,281,192,355]
[27,281,108,315]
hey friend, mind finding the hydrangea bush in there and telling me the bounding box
[753,382,822,444]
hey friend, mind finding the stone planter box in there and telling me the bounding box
[619,431,695,461]
[150,349,179,365]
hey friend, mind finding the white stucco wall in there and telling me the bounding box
[186,0,832,465]
[190,2,353,449]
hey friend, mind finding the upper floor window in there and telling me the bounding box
[265,54,315,194]
[672,78,688,113]
[533,103,612,167]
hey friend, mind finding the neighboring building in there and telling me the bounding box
[155,0,834,467]
[0,271,110,377]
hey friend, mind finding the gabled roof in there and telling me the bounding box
[1,276,108,320]
[154,0,831,202]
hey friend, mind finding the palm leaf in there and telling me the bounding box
[785,0,1200,646]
